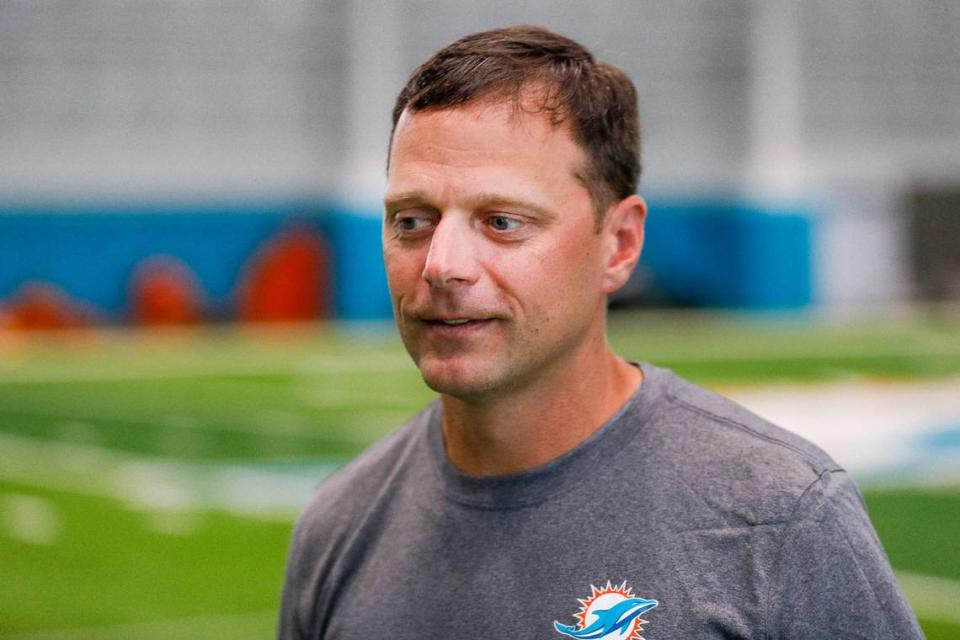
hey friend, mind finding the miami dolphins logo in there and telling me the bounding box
[553,581,658,640]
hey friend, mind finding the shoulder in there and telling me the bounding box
[279,402,438,637]
[298,402,435,527]
[640,364,844,526]
[286,402,436,563]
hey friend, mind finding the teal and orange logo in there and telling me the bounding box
[553,581,658,640]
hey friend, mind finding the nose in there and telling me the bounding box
[421,216,479,289]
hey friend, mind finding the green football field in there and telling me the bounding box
[1,310,959,638]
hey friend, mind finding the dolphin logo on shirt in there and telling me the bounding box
[553,582,658,640]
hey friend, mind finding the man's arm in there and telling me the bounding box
[277,525,310,640]
[765,469,923,638]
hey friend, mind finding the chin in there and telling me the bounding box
[418,358,501,399]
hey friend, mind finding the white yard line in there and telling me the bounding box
[0,432,338,520]
[724,377,960,480]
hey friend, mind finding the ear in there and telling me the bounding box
[600,194,646,294]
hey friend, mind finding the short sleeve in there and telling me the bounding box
[766,470,924,639]
[277,521,310,640]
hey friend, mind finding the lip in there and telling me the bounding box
[419,317,497,337]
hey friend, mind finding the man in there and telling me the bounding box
[279,26,922,639]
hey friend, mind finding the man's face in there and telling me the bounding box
[383,99,615,399]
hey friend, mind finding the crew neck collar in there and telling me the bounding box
[426,362,666,510]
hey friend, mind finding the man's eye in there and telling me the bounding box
[488,215,523,232]
[394,215,432,233]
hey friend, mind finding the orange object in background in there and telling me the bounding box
[2,282,94,330]
[236,225,330,323]
[129,256,206,326]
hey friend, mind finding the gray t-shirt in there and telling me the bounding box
[278,363,922,639]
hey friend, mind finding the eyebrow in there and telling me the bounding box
[469,192,558,221]
[383,190,557,222]
[383,191,431,215]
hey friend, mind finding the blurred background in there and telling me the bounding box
[1,1,958,638]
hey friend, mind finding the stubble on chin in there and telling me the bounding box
[416,353,507,400]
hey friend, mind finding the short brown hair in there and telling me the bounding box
[390,25,641,221]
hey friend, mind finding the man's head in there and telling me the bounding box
[384,26,645,399]
[390,25,641,223]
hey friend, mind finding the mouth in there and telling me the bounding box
[431,318,480,326]
[419,317,497,335]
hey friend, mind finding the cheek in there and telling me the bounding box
[383,247,424,290]
[546,233,605,289]
[504,244,601,316]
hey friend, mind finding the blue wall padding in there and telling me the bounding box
[641,198,813,309]
[0,201,393,321]
[319,207,392,320]
[0,202,317,318]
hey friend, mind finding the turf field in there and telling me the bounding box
[1,310,958,638]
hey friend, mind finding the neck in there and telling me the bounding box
[439,335,642,476]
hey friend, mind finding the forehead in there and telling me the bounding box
[386,100,589,202]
